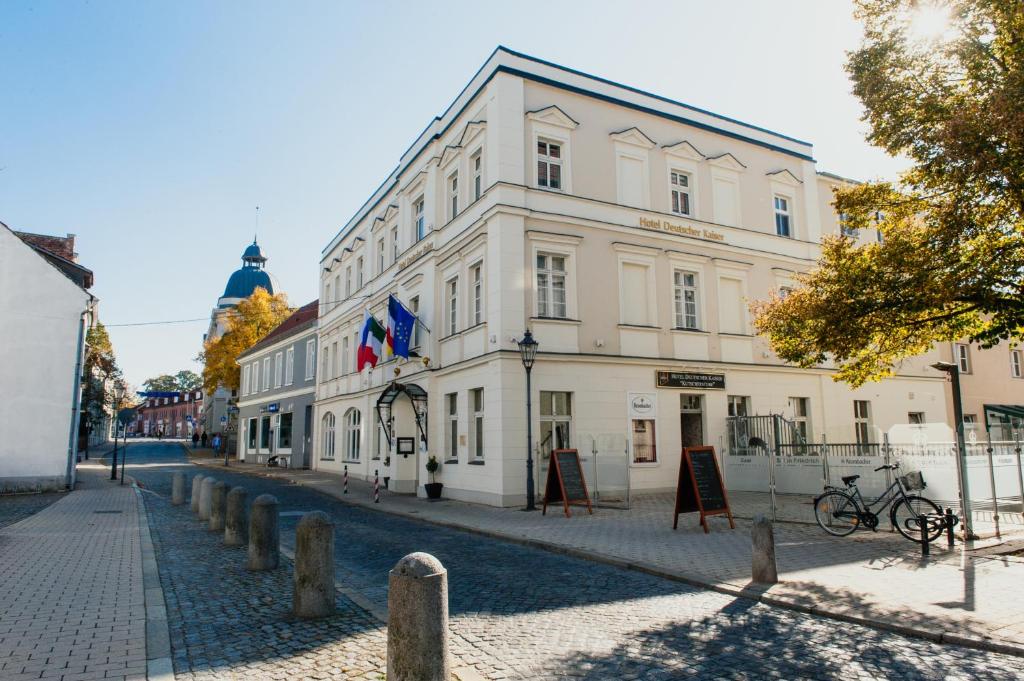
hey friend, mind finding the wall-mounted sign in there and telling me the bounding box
[656,371,726,390]
[397,436,415,457]
[628,392,656,418]
[639,216,725,243]
[267,403,280,413]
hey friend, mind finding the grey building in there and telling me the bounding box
[235,300,318,468]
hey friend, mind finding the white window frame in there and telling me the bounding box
[356,256,364,289]
[854,400,872,445]
[251,362,259,394]
[321,412,336,460]
[342,336,350,375]
[471,150,482,202]
[413,195,426,242]
[447,171,459,221]
[377,237,385,274]
[445,392,458,462]
[774,194,792,238]
[1012,349,1023,379]
[616,250,657,326]
[344,408,361,462]
[955,343,970,374]
[446,277,458,336]
[242,364,251,396]
[536,252,568,319]
[285,347,294,386]
[536,138,564,191]
[391,224,399,262]
[345,266,352,298]
[673,269,701,330]
[409,295,420,348]
[788,396,811,441]
[274,351,283,388]
[669,169,693,216]
[330,341,338,378]
[471,261,483,326]
[276,412,293,453]
[262,357,270,391]
[471,388,484,461]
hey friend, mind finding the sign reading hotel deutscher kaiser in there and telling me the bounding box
[639,216,725,242]
[656,371,726,390]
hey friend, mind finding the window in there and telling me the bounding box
[391,225,399,262]
[469,263,483,326]
[471,388,484,461]
[956,343,970,373]
[342,337,350,375]
[789,397,810,441]
[673,271,700,330]
[285,347,294,385]
[321,342,330,381]
[839,213,858,238]
[242,364,251,396]
[377,238,385,274]
[670,170,692,216]
[247,417,257,450]
[908,412,925,425]
[536,253,567,318]
[774,195,791,237]
[333,274,340,306]
[374,421,386,460]
[414,196,425,241]
[251,362,259,394]
[356,257,364,289]
[446,278,458,336]
[472,151,482,201]
[632,419,656,463]
[305,339,316,380]
[727,395,750,417]
[345,267,352,298]
[448,172,459,220]
[854,400,872,445]
[260,416,271,451]
[274,352,283,388]
[409,296,420,348]
[537,139,562,189]
[1012,350,1022,378]
[963,414,978,428]
[344,408,361,461]
[446,393,458,461]
[278,412,293,450]
[321,412,336,459]
[875,211,885,243]
[330,341,338,378]
[262,358,270,391]
[540,391,573,460]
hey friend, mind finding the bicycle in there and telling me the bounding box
[813,463,944,543]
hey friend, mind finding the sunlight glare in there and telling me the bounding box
[906,2,957,43]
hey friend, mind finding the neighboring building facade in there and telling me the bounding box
[203,239,281,444]
[134,391,204,438]
[1,222,95,492]
[312,48,950,506]
[941,340,1024,439]
[236,300,318,468]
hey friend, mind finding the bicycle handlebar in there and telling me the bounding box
[874,463,899,472]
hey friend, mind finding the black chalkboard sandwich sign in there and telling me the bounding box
[673,446,735,533]
[542,449,593,518]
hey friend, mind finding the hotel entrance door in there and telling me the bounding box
[680,394,704,448]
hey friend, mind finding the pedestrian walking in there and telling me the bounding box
[192,431,200,448]
[212,434,221,452]
[201,431,208,448]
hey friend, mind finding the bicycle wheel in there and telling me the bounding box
[891,495,943,543]
[814,490,860,536]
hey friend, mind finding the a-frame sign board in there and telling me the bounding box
[542,449,593,518]
[673,446,735,533]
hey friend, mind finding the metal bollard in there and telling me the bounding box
[374,469,380,504]
[920,515,930,557]
[190,474,205,514]
[293,512,336,618]
[198,477,215,521]
[209,481,227,531]
[224,487,248,546]
[388,552,450,681]
[343,465,348,495]
[171,472,186,506]
[247,494,280,571]
[751,514,778,584]
[945,508,955,548]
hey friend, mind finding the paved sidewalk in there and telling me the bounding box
[0,465,147,681]
[195,460,1024,657]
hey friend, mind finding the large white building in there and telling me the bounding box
[312,48,949,506]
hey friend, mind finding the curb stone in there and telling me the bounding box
[131,480,175,681]
[191,459,1024,661]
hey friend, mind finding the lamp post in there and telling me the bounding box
[109,384,125,481]
[931,361,975,539]
[517,330,539,511]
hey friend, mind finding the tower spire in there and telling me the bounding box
[254,205,260,244]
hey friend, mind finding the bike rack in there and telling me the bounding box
[917,508,960,557]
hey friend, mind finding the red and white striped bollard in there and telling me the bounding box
[374,469,380,504]
[343,465,348,495]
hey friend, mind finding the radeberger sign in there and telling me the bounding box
[656,371,726,390]
[639,216,725,242]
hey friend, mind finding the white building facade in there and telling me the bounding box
[312,48,949,507]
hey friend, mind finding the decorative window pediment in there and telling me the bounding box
[382,203,399,222]
[399,169,428,195]
[707,152,747,171]
[456,120,487,147]
[610,127,656,149]
[766,168,802,186]
[438,144,462,168]
[525,104,579,130]
[662,140,706,161]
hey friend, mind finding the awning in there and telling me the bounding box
[375,382,428,448]
[983,404,1024,431]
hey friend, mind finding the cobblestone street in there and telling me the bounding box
[125,442,1024,680]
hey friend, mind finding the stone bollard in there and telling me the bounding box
[208,481,228,532]
[751,514,778,585]
[388,552,450,681]
[190,474,205,514]
[198,477,215,521]
[247,494,280,571]
[224,487,248,546]
[293,512,336,618]
[171,472,186,506]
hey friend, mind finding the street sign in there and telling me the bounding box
[220,416,227,424]
[186,415,193,423]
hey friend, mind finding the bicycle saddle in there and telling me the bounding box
[841,475,860,486]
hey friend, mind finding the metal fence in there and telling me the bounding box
[533,432,631,509]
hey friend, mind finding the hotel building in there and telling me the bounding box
[312,47,950,506]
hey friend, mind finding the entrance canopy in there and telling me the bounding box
[983,404,1024,432]
[376,382,428,447]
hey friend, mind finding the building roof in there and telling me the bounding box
[220,238,278,303]
[238,299,319,359]
[13,229,94,289]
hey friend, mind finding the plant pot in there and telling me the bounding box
[424,482,443,500]
[383,477,390,490]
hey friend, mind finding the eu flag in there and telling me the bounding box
[386,294,416,360]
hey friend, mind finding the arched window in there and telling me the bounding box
[345,408,361,461]
[321,412,336,459]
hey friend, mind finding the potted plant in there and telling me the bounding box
[424,455,443,500]
[383,456,391,490]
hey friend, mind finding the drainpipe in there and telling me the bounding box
[65,297,94,489]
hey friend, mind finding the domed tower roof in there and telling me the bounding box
[218,238,279,307]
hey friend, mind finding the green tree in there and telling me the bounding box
[754,0,1024,386]
[142,370,202,392]
[174,370,202,391]
[80,321,123,437]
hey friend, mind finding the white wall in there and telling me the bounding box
[0,226,90,491]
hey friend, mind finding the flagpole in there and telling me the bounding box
[388,293,431,335]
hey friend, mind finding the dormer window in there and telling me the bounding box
[414,196,425,242]
[537,140,562,190]
[448,172,459,220]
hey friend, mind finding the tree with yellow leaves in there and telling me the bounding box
[199,288,292,394]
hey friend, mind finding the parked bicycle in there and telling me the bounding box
[813,462,944,543]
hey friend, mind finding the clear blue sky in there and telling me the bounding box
[0,0,908,388]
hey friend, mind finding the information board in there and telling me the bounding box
[673,446,735,533]
[542,449,593,518]
[656,371,726,390]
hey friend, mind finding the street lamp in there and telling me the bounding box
[931,360,975,538]
[517,329,539,511]
[109,384,125,481]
